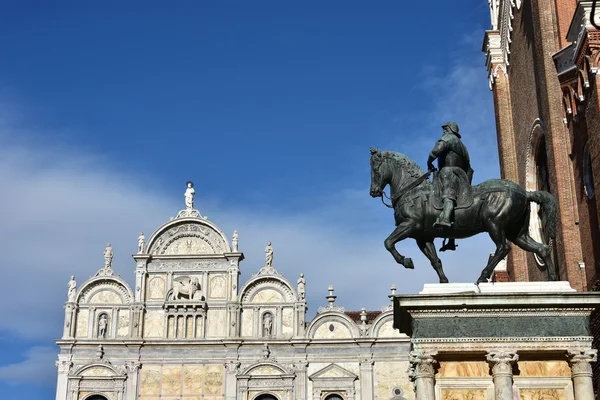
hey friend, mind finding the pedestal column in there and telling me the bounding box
[568,350,597,400]
[292,360,308,400]
[124,362,141,400]
[409,351,437,400]
[486,351,518,400]
[55,359,71,400]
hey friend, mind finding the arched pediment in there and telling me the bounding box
[73,363,122,377]
[146,218,230,256]
[77,276,133,305]
[240,277,297,304]
[370,312,405,338]
[306,313,359,339]
[243,362,288,376]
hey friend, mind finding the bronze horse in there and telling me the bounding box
[369,148,558,283]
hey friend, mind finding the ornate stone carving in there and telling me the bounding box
[137,232,145,253]
[225,361,240,374]
[56,360,73,374]
[486,351,518,376]
[409,351,438,379]
[297,273,305,300]
[317,285,345,314]
[67,276,77,303]
[104,243,113,269]
[263,312,273,337]
[232,230,238,252]
[568,349,597,376]
[98,314,108,338]
[167,276,202,301]
[96,345,104,360]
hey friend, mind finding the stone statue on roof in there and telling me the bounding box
[185,181,195,210]
[103,243,113,269]
[265,241,274,268]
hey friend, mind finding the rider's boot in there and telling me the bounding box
[434,198,454,229]
[440,238,457,252]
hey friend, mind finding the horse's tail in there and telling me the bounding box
[527,190,556,242]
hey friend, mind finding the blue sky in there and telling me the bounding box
[0,2,496,398]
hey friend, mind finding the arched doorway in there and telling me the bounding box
[254,394,279,400]
[324,395,344,400]
[84,395,109,400]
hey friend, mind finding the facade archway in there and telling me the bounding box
[254,394,279,400]
[83,395,109,400]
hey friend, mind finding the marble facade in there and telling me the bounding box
[55,193,411,400]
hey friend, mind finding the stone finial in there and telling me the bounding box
[262,343,270,359]
[232,230,239,252]
[360,308,368,324]
[137,232,145,254]
[67,276,77,303]
[96,345,104,360]
[326,285,336,305]
[390,284,397,295]
[317,285,345,314]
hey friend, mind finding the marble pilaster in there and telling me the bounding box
[486,351,518,400]
[568,350,597,400]
[55,359,71,400]
[359,358,374,400]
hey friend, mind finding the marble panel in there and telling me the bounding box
[186,316,194,338]
[144,310,165,338]
[519,389,564,400]
[177,316,184,338]
[281,307,293,336]
[313,321,352,339]
[139,365,162,396]
[168,316,175,338]
[377,320,404,337]
[374,361,413,400]
[517,361,571,377]
[208,274,227,299]
[438,362,490,378]
[204,365,224,395]
[241,309,253,337]
[161,365,182,396]
[76,309,89,338]
[206,309,226,337]
[147,275,166,300]
[251,288,284,303]
[441,389,487,400]
[117,309,130,337]
[182,365,204,395]
[89,290,122,304]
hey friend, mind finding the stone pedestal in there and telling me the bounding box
[393,282,600,400]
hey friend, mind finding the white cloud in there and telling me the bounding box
[0,346,57,386]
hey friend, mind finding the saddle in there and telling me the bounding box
[431,169,474,210]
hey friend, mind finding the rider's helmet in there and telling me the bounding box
[442,121,461,138]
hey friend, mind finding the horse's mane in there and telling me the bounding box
[381,150,426,179]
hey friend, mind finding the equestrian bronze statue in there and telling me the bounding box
[369,122,558,283]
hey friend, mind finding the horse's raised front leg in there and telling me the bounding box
[384,223,414,269]
[417,239,449,283]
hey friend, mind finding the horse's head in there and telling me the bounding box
[369,147,387,198]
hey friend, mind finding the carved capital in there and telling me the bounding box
[568,350,597,377]
[125,361,142,374]
[291,360,308,372]
[409,351,437,380]
[56,360,72,374]
[486,351,518,377]
[224,361,240,374]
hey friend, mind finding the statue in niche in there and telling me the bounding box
[103,243,113,269]
[265,241,274,268]
[263,313,273,337]
[297,273,306,300]
[137,232,145,253]
[98,314,108,338]
[185,181,195,210]
[232,230,239,252]
[67,276,77,302]
[168,276,202,301]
